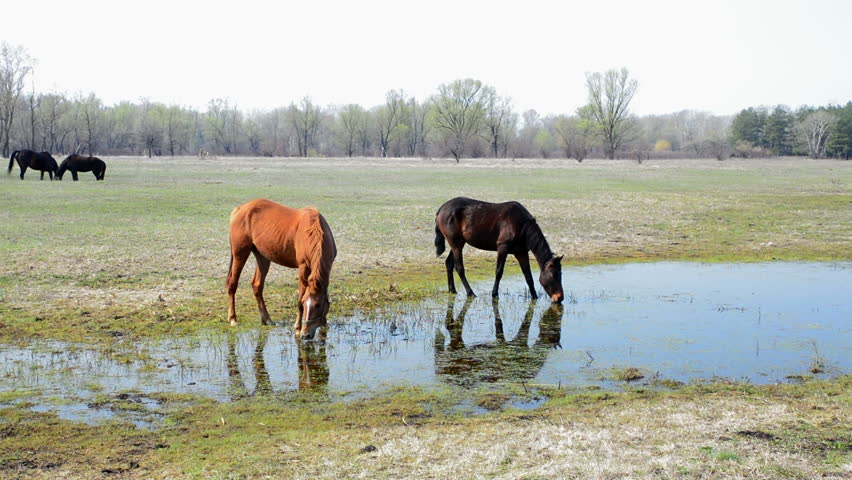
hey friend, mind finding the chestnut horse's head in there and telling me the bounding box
[539,255,564,304]
[298,288,330,340]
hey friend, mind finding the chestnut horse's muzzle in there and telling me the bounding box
[551,293,564,304]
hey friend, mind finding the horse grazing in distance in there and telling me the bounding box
[435,197,564,303]
[226,199,337,340]
[57,154,107,181]
[7,150,59,180]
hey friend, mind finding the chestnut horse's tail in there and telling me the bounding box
[225,206,240,288]
[8,150,19,174]
[434,221,446,257]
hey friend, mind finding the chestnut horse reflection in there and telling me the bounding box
[227,332,328,399]
[226,199,336,339]
[435,197,564,303]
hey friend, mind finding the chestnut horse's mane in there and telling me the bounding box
[302,208,333,293]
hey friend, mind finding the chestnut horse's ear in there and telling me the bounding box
[555,255,563,264]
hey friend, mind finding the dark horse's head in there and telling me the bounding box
[539,255,564,303]
[299,287,330,341]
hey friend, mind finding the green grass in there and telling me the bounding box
[1,156,849,342]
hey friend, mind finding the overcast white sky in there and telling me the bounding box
[3,0,850,116]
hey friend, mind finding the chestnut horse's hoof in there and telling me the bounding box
[229,319,238,327]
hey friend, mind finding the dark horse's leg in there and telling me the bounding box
[226,246,252,326]
[251,251,273,326]
[445,255,457,294]
[19,164,26,180]
[515,251,538,300]
[40,170,45,180]
[71,170,79,181]
[450,246,476,297]
[491,246,510,298]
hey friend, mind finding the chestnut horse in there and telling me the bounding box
[226,199,336,339]
[435,197,564,303]
[8,150,58,180]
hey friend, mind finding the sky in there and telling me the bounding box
[3,0,850,116]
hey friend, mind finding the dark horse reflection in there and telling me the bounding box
[434,297,563,387]
[226,331,329,400]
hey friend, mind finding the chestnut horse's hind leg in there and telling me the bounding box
[450,246,476,297]
[491,246,510,298]
[515,251,538,300]
[226,247,251,326]
[251,252,273,326]
[445,255,457,294]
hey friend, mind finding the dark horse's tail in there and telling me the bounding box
[8,151,19,174]
[434,220,446,257]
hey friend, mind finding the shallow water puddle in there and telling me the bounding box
[1,262,849,424]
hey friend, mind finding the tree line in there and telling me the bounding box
[1,42,848,161]
[729,103,852,159]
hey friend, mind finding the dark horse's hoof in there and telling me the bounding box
[466,292,477,298]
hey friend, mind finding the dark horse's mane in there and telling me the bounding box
[522,218,555,268]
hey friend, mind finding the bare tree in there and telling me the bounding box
[406,98,429,157]
[336,104,366,157]
[72,93,102,155]
[138,100,164,158]
[431,78,490,162]
[375,89,405,157]
[482,91,512,157]
[553,111,594,162]
[584,67,639,159]
[287,97,321,157]
[0,42,34,156]
[795,110,836,159]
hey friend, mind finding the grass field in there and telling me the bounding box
[1,156,850,340]
[1,156,850,478]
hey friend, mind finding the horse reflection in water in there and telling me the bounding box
[226,331,329,399]
[435,298,563,386]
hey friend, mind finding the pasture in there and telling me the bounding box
[0,156,850,478]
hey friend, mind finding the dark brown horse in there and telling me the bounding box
[7,150,59,180]
[435,197,564,303]
[226,199,337,340]
[57,154,106,181]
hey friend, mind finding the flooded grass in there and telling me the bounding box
[2,262,848,429]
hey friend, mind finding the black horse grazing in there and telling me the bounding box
[435,197,564,303]
[57,154,106,181]
[7,150,59,180]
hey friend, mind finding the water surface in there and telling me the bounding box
[1,262,849,424]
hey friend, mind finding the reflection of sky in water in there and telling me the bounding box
[1,262,849,423]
